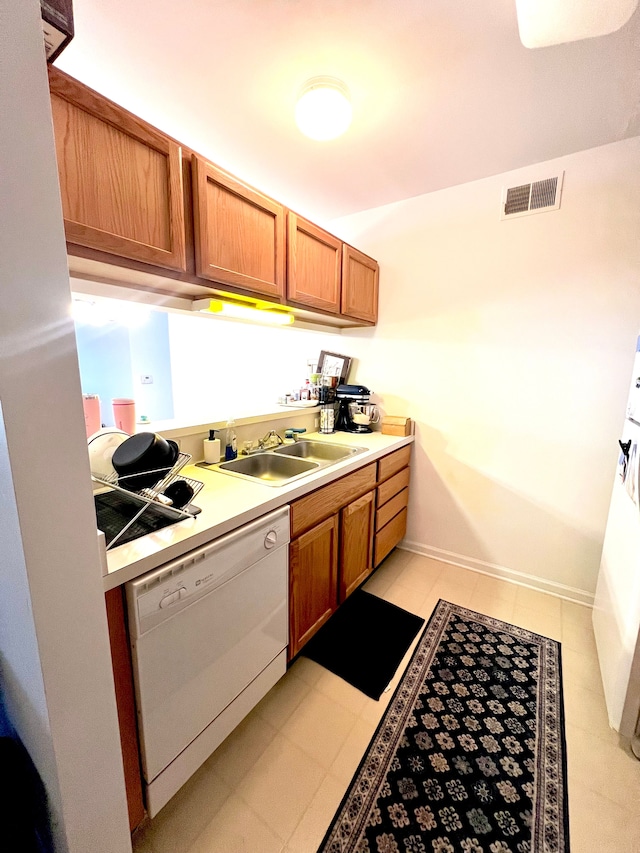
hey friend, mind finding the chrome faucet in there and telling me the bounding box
[240,428,305,455]
[259,430,284,449]
[240,430,285,454]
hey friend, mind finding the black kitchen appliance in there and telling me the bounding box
[335,384,374,433]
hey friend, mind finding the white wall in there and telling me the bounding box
[330,138,640,602]
[167,312,348,422]
[0,1,130,849]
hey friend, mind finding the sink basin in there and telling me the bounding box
[215,439,369,487]
[217,453,319,486]
[274,440,365,464]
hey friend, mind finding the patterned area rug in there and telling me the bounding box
[318,600,569,853]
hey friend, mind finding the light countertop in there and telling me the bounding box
[102,431,413,591]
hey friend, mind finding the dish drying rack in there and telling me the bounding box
[92,451,204,550]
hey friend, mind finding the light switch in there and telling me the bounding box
[141,374,153,384]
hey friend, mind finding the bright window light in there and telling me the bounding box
[72,297,150,328]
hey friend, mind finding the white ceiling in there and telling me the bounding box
[55,0,640,223]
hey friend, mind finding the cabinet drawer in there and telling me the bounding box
[377,467,410,508]
[291,463,376,538]
[376,487,409,532]
[377,446,411,483]
[374,508,408,567]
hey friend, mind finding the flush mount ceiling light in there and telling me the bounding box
[515,0,638,47]
[295,77,352,141]
[192,298,295,326]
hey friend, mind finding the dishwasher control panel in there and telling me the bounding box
[126,506,290,635]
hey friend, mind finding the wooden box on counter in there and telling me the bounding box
[381,416,412,436]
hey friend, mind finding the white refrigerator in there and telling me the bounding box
[593,337,640,739]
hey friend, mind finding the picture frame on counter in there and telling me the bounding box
[318,351,352,385]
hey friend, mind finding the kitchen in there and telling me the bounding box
[3,1,640,851]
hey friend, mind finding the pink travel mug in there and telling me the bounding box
[82,394,101,438]
[112,398,136,434]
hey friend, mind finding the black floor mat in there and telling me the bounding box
[302,589,425,700]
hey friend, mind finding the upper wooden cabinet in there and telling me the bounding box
[192,156,285,300]
[48,69,379,325]
[48,68,186,272]
[287,216,380,323]
[287,213,342,313]
[342,245,379,324]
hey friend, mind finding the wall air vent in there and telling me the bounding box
[500,172,564,220]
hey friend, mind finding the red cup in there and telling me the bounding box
[112,398,136,434]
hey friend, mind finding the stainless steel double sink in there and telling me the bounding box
[216,440,368,486]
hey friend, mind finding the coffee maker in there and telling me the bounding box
[335,384,374,433]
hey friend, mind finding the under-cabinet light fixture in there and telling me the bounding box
[295,77,352,141]
[192,299,295,326]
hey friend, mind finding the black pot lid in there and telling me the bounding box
[112,432,157,468]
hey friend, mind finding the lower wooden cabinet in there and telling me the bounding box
[340,490,376,602]
[289,515,338,658]
[288,448,411,658]
[374,507,408,567]
[289,492,376,658]
[374,447,411,568]
[104,587,145,832]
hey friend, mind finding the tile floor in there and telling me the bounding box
[132,550,640,853]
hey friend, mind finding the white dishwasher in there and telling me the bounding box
[125,506,289,817]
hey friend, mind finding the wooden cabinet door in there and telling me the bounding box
[341,245,379,324]
[104,588,145,831]
[49,68,186,271]
[340,490,375,602]
[287,213,342,313]
[192,156,285,299]
[289,515,339,658]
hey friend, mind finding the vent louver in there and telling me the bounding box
[501,172,563,220]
